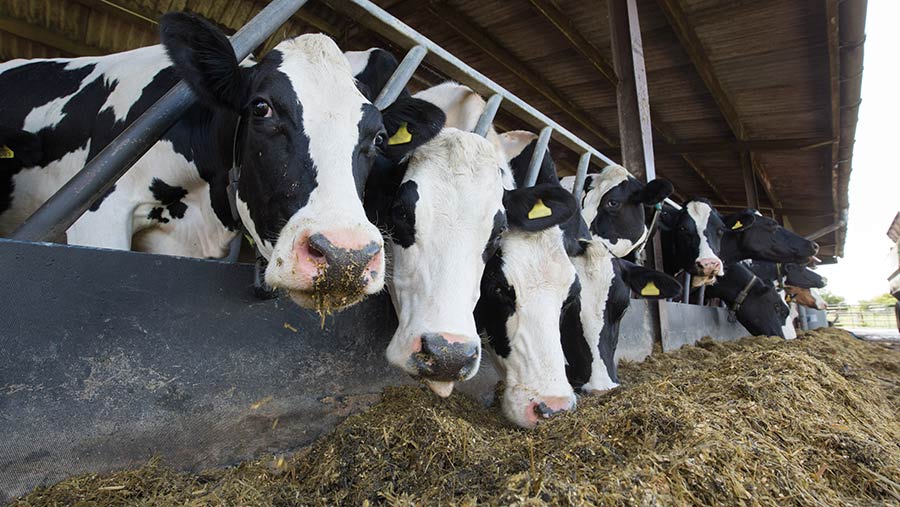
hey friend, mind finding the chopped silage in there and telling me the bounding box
[10,328,900,507]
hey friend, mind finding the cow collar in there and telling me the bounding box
[727,273,759,323]
[629,202,663,259]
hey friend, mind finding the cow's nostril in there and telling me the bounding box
[534,402,559,419]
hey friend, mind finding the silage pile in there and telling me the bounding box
[11,328,900,507]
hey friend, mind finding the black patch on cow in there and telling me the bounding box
[482,210,507,263]
[706,262,790,337]
[588,178,645,246]
[720,212,817,265]
[389,180,418,248]
[88,185,117,212]
[0,126,43,214]
[379,96,446,163]
[352,49,406,102]
[503,184,577,232]
[150,178,189,220]
[560,276,591,390]
[148,206,168,223]
[474,250,516,359]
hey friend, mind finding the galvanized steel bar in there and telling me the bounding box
[682,272,691,303]
[341,0,618,167]
[797,304,809,331]
[524,127,553,188]
[697,285,706,306]
[805,219,846,241]
[571,152,591,203]
[473,94,503,138]
[12,0,310,242]
[373,45,427,110]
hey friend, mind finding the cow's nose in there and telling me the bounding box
[696,258,723,276]
[294,231,383,288]
[531,395,577,422]
[411,332,480,383]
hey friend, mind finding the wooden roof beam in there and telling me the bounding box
[524,0,618,86]
[653,137,834,154]
[0,16,104,57]
[71,0,159,31]
[427,2,619,148]
[825,0,842,250]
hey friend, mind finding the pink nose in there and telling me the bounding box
[292,230,382,287]
[695,257,722,277]
[410,332,480,382]
[526,395,576,426]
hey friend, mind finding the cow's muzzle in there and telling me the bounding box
[293,232,382,311]
[410,332,480,385]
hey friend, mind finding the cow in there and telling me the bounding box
[559,159,681,393]
[659,199,757,287]
[0,13,443,312]
[348,54,515,397]
[705,261,791,337]
[659,202,817,288]
[745,259,828,336]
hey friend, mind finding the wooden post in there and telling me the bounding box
[741,151,760,209]
[609,0,668,346]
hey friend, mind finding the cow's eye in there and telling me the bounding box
[252,99,272,118]
[374,130,387,147]
[606,199,621,209]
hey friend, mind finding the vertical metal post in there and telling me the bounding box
[571,152,591,203]
[682,272,691,303]
[697,284,706,306]
[524,126,553,187]
[373,45,427,110]
[12,0,310,242]
[474,94,503,137]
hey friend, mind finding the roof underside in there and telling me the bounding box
[0,0,865,262]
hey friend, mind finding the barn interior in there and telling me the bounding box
[0,0,863,263]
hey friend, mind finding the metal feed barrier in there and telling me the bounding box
[0,0,735,501]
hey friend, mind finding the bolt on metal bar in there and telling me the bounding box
[571,152,591,203]
[682,272,691,303]
[524,127,553,188]
[473,94,502,137]
[12,0,309,242]
[373,45,427,110]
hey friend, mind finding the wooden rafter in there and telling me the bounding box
[526,0,726,202]
[524,0,618,86]
[427,2,619,148]
[655,0,782,210]
[825,0,842,247]
[0,16,104,56]
[653,137,834,154]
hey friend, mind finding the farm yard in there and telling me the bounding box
[0,0,888,505]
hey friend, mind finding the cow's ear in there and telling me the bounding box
[723,210,757,232]
[160,12,250,111]
[638,179,674,205]
[616,259,682,299]
[0,127,42,167]
[562,214,591,256]
[380,97,446,162]
[504,184,577,232]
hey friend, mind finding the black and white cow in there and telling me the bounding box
[745,259,828,336]
[0,13,445,312]
[705,262,791,337]
[348,53,515,397]
[559,161,681,392]
[659,199,758,287]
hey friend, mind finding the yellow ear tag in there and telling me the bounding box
[387,122,412,145]
[528,199,553,219]
[0,145,13,159]
[731,220,743,230]
[640,281,660,297]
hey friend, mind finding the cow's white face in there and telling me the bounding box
[162,15,385,312]
[567,165,672,259]
[479,227,578,428]
[384,129,505,397]
[674,201,725,287]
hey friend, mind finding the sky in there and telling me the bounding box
[815,1,900,304]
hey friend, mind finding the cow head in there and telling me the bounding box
[661,200,756,287]
[475,183,581,428]
[707,263,790,337]
[372,129,506,397]
[161,13,385,312]
[784,264,826,288]
[721,211,818,264]
[786,286,827,310]
[576,165,673,257]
